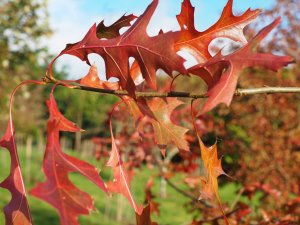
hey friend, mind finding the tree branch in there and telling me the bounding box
[44,77,300,98]
[235,87,300,96]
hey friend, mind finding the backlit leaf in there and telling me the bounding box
[126,97,189,154]
[48,0,186,94]
[76,64,119,90]
[0,80,45,225]
[30,93,108,225]
[198,138,229,224]
[176,0,261,62]
[189,18,293,114]
[106,104,143,215]
[0,124,32,225]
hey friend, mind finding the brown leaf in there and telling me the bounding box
[96,14,137,39]
[136,204,158,225]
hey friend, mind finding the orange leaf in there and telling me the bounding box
[76,64,119,90]
[198,138,229,224]
[125,97,189,154]
[176,0,261,62]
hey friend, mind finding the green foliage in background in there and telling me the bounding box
[0,0,51,135]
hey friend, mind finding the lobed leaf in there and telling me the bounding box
[0,80,45,225]
[126,97,189,155]
[48,0,186,95]
[30,93,108,225]
[0,124,32,225]
[176,0,197,33]
[198,138,229,224]
[175,0,261,62]
[189,18,294,114]
[106,104,143,215]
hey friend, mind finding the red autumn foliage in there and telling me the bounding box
[0,0,297,225]
[0,124,32,225]
[30,94,108,225]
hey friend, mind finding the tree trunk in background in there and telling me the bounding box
[160,177,167,199]
[75,109,83,152]
[25,135,33,184]
[116,194,124,222]
[75,93,84,152]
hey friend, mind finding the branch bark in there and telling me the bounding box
[44,77,300,98]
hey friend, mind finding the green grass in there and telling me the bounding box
[0,146,260,225]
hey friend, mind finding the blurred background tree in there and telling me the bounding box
[0,0,116,147]
[0,0,51,138]
[53,86,117,152]
[262,0,299,63]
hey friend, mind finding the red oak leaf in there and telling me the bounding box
[30,93,108,225]
[189,18,293,114]
[0,80,44,225]
[49,0,186,94]
[198,138,229,224]
[176,0,261,62]
[106,105,143,215]
[0,124,32,225]
[176,0,197,33]
[136,204,158,225]
[96,14,137,39]
[126,97,189,154]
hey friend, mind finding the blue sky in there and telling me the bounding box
[82,0,273,30]
[47,0,274,79]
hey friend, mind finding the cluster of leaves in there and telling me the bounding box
[183,2,300,222]
[0,0,295,224]
[195,69,300,224]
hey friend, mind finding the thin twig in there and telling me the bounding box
[44,76,300,98]
[197,207,240,223]
[235,87,300,96]
[230,187,245,211]
[164,178,212,208]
